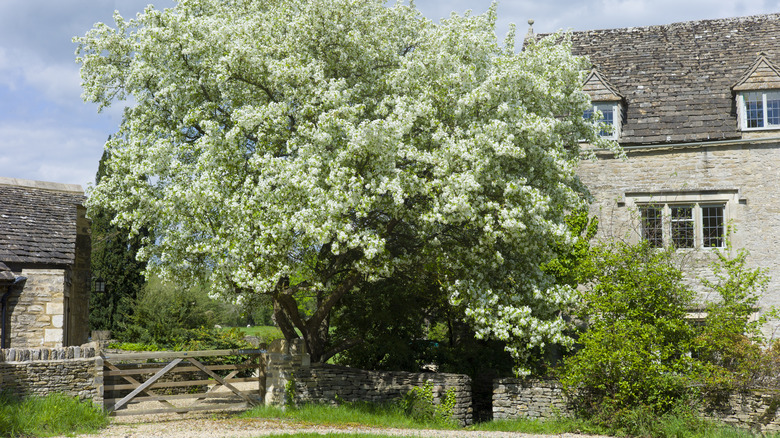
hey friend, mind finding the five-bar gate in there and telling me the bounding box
[101,349,266,416]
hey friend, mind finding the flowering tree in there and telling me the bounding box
[77,0,615,371]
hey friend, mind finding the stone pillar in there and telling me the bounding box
[93,355,104,408]
[263,338,310,406]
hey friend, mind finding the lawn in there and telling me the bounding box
[225,325,285,342]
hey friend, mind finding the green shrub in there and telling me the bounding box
[693,242,779,390]
[285,372,297,407]
[401,381,457,427]
[121,275,221,344]
[562,240,698,420]
[0,391,108,437]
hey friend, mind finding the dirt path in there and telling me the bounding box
[57,412,615,438]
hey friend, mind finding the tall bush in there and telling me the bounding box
[694,242,778,389]
[561,240,698,418]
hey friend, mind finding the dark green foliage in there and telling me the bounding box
[89,150,148,336]
[562,240,698,420]
[542,209,598,287]
[330,273,447,371]
[0,391,108,437]
[244,294,275,326]
[330,272,515,377]
[122,275,217,345]
[121,274,251,348]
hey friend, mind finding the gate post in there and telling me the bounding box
[94,354,105,409]
[263,339,310,406]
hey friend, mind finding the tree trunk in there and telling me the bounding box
[270,272,361,363]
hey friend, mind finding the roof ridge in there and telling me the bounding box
[0,177,83,195]
[539,13,780,36]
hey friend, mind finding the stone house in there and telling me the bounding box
[547,14,780,328]
[0,177,91,348]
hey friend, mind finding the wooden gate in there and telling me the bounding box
[101,349,266,416]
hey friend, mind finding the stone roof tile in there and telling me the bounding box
[542,14,780,145]
[0,178,85,266]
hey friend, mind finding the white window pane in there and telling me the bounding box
[671,205,694,248]
[767,95,780,126]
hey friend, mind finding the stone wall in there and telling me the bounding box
[0,345,99,362]
[493,378,780,433]
[0,346,101,402]
[5,269,68,348]
[577,141,780,334]
[493,378,570,421]
[292,365,472,425]
[701,389,780,433]
[263,340,473,425]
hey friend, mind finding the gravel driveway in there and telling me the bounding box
[55,412,615,438]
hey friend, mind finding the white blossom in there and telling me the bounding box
[76,0,617,371]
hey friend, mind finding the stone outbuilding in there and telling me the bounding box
[0,177,91,348]
[535,14,780,329]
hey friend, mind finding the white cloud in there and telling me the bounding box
[0,120,105,189]
[0,49,82,108]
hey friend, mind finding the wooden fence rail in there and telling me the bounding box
[101,349,266,416]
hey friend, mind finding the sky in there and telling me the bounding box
[1,0,779,191]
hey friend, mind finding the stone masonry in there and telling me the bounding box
[0,345,101,403]
[493,379,569,421]
[577,141,780,328]
[264,339,473,425]
[0,177,91,348]
[7,270,69,348]
[494,378,780,434]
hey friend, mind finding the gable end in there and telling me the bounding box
[733,53,780,91]
[583,69,623,102]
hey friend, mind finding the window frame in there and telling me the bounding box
[628,191,738,250]
[737,90,780,131]
[584,102,622,140]
[638,202,725,249]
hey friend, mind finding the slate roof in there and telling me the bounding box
[0,178,85,266]
[0,262,15,283]
[542,14,780,145]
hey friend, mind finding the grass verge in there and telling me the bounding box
[0,391,108,437]
[241,401,452,430]
[244,402,780,438]
[469,415,780,438]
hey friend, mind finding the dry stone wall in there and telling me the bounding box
[263,339,473,425]
[494,378,780,433]
[703,389,780,434]
[291,364,472,425]
[493,378,570,421]
[0,346,101,402]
